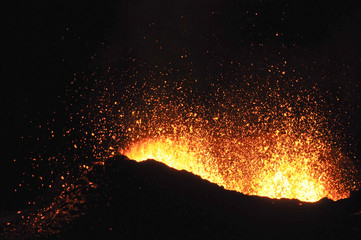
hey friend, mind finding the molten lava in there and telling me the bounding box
[120,129,350,202]
[92,64,358,203]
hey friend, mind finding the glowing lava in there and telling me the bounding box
[117,92,358,203]
[120,129,350,202]
[92,63,359,203]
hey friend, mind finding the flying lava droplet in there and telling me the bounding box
[86,59,359,203]
[120,124,352,202]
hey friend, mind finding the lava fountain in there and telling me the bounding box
[120,126,351,202]
[79,57,360,204]
[114,78,359,202]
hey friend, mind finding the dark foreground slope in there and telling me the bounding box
[53,156,361,239]
[5,155,361,240]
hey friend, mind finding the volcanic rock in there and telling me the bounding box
[4,155,361,240]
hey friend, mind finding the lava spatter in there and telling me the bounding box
[115,77,359,202]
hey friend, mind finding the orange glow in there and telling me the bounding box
[120,111,356,202]
[96,65,359,203]
[120,129,352,202]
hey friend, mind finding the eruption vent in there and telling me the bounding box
[112,78,358,202]
[89,62,359,203]
[121,126,351,202]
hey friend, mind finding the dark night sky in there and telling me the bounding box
[2,0,361,209]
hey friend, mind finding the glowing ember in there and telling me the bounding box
[120,130,349,202]
[114,76,358,203]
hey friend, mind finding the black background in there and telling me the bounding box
[2,0,361,215]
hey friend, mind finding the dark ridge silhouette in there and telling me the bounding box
[28,155,360,240]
